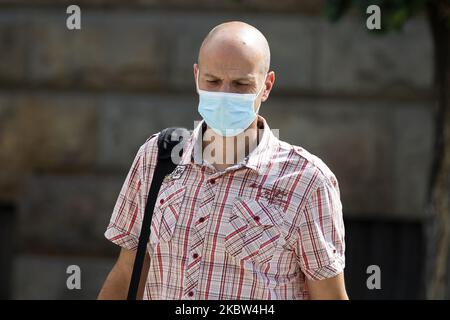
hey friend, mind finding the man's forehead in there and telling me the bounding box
[198,47,264,78]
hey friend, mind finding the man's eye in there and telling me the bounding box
[236,83,249,86]
[207,80,219,83]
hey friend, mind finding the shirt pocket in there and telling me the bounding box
[224,198,285,265]
[149,184,187,244]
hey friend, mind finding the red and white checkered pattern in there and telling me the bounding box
[105,116,345,300]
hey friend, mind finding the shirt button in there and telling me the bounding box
[159,199,165,205]
[210,179,216,184]
[198,217,205,223]
[188,291,194,297]
[254,216,260,222]
[250,183,257,188]
[192,253,199,259]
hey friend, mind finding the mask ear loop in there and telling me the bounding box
[195,68,201,94]
[195,69,206,121]
[254,75,267,114]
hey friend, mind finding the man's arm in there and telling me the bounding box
[98,247,150,300]
[306,272,349,300]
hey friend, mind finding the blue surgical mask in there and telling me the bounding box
[196,71,265,137]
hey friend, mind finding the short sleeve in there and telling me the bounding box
[104,135,158,250]
[295,174,345,281]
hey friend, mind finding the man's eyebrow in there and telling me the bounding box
[234,76,255,82]
[202,73,256,81]
[203,73,220,78]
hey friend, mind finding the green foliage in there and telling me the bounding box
[324,0,427,31]
[324,0,353,22]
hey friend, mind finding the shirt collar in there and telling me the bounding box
[245,116,279,174]
[179,116,279,175]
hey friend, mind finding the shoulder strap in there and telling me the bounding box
[127,127,190,300]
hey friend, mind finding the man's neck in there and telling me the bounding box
[202,119,260,172]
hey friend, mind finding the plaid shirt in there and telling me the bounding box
[105,116,345,300]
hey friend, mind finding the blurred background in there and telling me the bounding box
[0,0,448,299]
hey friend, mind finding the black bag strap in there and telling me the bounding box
[127,127,189,300]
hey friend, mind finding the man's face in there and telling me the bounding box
[194,41,269,112]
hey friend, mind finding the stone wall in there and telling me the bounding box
[0,2,434,299]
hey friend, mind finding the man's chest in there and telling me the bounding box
[147,164,306,268]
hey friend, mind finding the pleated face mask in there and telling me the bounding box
[196,71,265,137]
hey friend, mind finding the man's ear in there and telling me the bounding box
[261,71,275,102]
[193,63,198,79]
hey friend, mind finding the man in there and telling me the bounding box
[98,21,348,300]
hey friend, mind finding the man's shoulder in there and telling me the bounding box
[138,131,160,154]
[131,132,161,170]
[277,139,339,189]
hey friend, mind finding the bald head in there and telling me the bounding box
[194,21,275,109]
[198,21,270,75]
